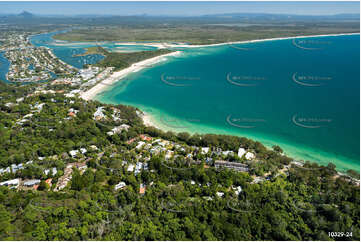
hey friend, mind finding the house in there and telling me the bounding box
[107,124,131,136]
[16,97,24,103]
[127,137,137,144]
[23,179,40,187]
[0,178,20,189]
[139,134,152,141]
[80,148,87,154]
[93,107,106,120]
[136,162,143,170]
[165,150,174,160]
[77,163,88,172]
[118,124,130,131]
[216,192,224,197]
[45,178,52,187]
[44,167,57,176]
[11,163,24,173]
[136,141,145,150]
[135,162,143,176]
[127,164,134,172]
[215,160,249,172]
[222,151,234,156]
[114,182,126,190]
[245,152,255,160]
[139,183,146,194]
[23,113,33,119]
[233,185,242,195]
[69,150,79,158]
[33,103,45,112]
[238,148,246,158]
[201,147,210,154]
[5,102,15,108]
[152,139,162,144]
[158,140,169,147]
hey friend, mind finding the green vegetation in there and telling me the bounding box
[0,13,359,239]
[54,23,360,45]
[94,47,172,70]
[0,81,359,241]
[73,46,108,57]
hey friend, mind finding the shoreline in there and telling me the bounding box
[115,32,359,49]
[83,32,360,101]
[138,107,359,175]
[80,32,359,174]
[80,50,181,100]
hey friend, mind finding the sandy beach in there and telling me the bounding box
[80,50,181,101]
[141,112,159,128]
[82,32,359,128]
[115,32,359,49]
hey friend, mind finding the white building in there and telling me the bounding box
[114,182,126,190]
[238,148,246,158]
[245,152,255,160]
[127,164,135,172]
[80,148,87,154]
[93,107,106,120]
[136,141,145,150]
[233,186,242,195]
[201,147,210,154]
[69,150,79,158]
[23,179,41,187]
[0,178,20,187]
[216,192,224,197]
[44,167,57,176]
[222,151,234,156]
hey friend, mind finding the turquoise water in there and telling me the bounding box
[0,51,10,82]
[29,30,158,69]
[98,34,360,172]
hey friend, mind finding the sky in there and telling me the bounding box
[0,1,359,16]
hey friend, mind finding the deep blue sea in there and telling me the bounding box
[98,34,360,172]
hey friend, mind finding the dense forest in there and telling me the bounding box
[0,81,359,241]
[93,47,172,71]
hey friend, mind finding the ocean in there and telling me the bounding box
[97,34,360,172]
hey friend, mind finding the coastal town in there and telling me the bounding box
[1,80,358,193]
[0,27,359,197]
[1,32,78,82]
[0,4,359,240]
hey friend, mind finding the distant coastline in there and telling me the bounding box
[88,33,360,174]
[85,32,360,130]
[82,32,359,101]
[114,32,360,49]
